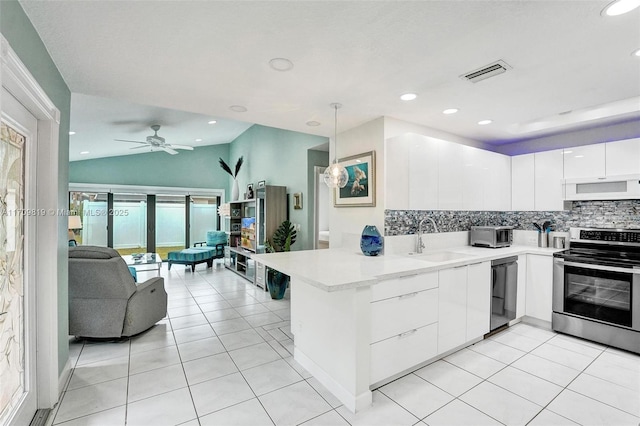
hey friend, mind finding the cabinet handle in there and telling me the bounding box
[399,273,419,280]
[469,262,483,266]
[398,329,418,338]
[398,292,419,300]
[454,265,466,269]
[0,312,7,317]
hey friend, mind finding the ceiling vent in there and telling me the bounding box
[460,60,512,83]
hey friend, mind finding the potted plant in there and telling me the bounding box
[218,156,243,201]
[264,220,296,299]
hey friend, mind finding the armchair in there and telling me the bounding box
[68,246,167,338]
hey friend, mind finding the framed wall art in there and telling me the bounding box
[334,150,376,207]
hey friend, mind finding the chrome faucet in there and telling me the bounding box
[417,217,439,254]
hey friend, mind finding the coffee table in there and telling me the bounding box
[123,253,162,276]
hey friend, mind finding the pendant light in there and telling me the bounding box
[324,103,349,188]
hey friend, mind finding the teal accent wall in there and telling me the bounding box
[1,1,72,375]
[307,150,330,247]
[229,125,328,250]
[70,143,231,192]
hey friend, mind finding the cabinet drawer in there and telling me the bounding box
[372,271,438,302]
[371,288,438,343]
[371,323,438,384]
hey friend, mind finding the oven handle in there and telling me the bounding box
[558,259,640,275]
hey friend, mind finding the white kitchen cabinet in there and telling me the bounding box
[371,323,438,384]
[438,140,464,210]
[511,154,535,211]
[606,138,640,177]
[384,134,410,210]
[409,136,439,210]
[534,149,565,211]
[466,261,491,341]
[438,261,491,353]
[525,254,553,323]
[370,272,439,383]
[564,144,605,179]
[516,255,527,319]
[484,150,512,211]
[462,145,484,211]
[438,266,467,353]
[371,289,438,343]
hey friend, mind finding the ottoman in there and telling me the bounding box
[167,247,217,272]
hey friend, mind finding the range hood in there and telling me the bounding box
[564,174,640,201]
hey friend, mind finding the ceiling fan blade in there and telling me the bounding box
[115,139,148,144]
[168,144,194,150]
[130,145,150,150]
[161,147,179,155]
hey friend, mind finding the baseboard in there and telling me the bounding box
[58,358,72,396]
[521,315,552,330]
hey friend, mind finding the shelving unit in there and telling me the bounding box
[224,185,286,284]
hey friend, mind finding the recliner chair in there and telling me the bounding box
[68,246,167,338]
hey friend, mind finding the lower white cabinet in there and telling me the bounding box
[516,255,527,319]
[438,261,491,354]
[466,262,491,341]
[525,254,553,323]
[438,266,467,353]
[370,323,438,384]
[371,289,438,343]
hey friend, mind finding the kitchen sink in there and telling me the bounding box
[406,251,473,262]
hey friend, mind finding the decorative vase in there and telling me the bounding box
[267,268,289,300]
[360,225,383,256]
[232,179,240,201]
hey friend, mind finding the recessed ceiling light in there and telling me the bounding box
[208,120,217,124]
[564,150,573,154]
[601,0,640,16]
[443,108,459,115]
[632,48,640,57]
[269,58,294,72]
[575,155,585,158]
[478,119,492,125]
[195,138,202,142]
[306,121,321,127]
[69,131,76,135]
[229,105,247,112]
[400,93,417,101]
[80,151,89,155]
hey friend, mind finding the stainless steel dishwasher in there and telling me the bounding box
[490,256,518,331]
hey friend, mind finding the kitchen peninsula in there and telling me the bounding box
[253,244,560,413]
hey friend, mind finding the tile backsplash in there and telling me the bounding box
[385,200,640,236]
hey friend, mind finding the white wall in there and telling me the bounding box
[329,117,385,249]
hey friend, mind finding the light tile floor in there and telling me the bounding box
[51,263,640,426]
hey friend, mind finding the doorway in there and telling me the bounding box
[0,89,38,425]
[313,166,330,249]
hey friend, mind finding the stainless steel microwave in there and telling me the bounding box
[471,226,513,248]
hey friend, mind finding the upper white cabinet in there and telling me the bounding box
[385,134,411,210]
[409,136,439,210]
[605,138,640,177]
[483,150,511,211]
[534,149,565,211]
[438,140,464,210]
[563,144,605,179]
[511,154,535,210]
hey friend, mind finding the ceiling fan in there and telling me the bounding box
[115,124,194,155]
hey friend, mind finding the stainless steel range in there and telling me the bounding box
[553,228,640,354]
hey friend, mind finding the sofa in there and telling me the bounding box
[68,246,167,338]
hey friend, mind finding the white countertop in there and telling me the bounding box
[252,245,563,292]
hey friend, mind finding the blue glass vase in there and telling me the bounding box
[360,225,383,256]
[267,268,289,300]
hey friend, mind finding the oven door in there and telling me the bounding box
[553,258,640,330]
